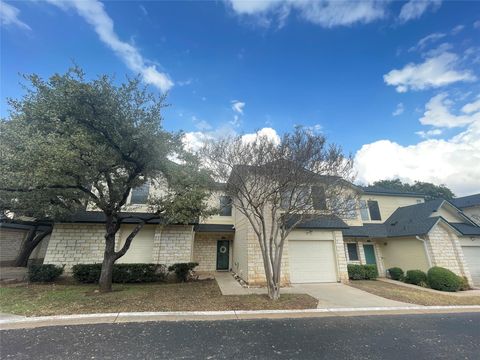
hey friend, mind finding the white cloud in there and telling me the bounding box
[355,96,480,196]
[383,52,476,92]
[474,20,480,29]
[398,0,442,23]
[451,24,464,35]
[392,103,405,116]
[231,100,246,114]
[408,32,445,52]
[415,129,442,138]
[46,0,173,92]
[191,116,212,131]
[226,0,387,28]
[0,0,31,30]
[420,93,480,128]
[241,127,280,144]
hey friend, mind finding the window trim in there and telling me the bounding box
[367,200,382,221]
[219,196,232,217]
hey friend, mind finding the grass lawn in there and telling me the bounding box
[349,280,480,306]
[0,280,317,316]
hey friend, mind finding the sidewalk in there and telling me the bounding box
[1,306,480,330]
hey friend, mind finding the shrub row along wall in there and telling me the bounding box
[44,224,194,271]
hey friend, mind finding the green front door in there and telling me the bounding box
[216,240,230,271]
[363,244,377,265]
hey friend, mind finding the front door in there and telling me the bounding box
[363,244,377,265]
[216,240,230,271]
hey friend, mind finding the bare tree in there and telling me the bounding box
[202,128,357,300]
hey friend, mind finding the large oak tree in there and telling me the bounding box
[0,68,212,291]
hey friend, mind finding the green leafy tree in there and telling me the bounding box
[372,179,455,201]
[0,68,212,291]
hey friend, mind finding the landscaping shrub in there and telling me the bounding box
[168,262,199,282]
[387,267,404,281]
[347,264,378,280]
[458,276,471,291]
[72,263,167,283]
[427,266,461,292]
[404,270,427,286]
[28,264,64,282]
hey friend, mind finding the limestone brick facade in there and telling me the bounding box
[426,223,473,285]
[151,225,194,266]
[193,232,234,271]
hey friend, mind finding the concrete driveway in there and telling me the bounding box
[215,272,413,308]
[287,283,413,308]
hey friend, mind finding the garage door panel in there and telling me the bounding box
[289,240,337,283]
[117,226,155,264]
[462,246,480,286]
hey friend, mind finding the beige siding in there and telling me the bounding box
[201,191,234,225]
[361,195,423,223]
[378,237,430,272]
[232,209,251,282]
[433,206,464,223]
[462,206,480,225]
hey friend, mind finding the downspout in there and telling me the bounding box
[415,235,432,268]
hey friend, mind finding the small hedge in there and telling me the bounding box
[347,264,378,280]
[28,264,64,282]
[427,266,461,292]
[404,270,427,286]
[387,267,404,281]
[72,263,167,284]
[168,262,199,282]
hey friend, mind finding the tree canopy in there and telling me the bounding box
[371,179,455,201]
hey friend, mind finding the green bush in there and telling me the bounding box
[427,266,461,292]
[72,263,167,284]
[458,276,471,291]
[347,264,378,280]
[404,270,427,285]
[387,267,404,281]
[168,262,199,282]
[28,264,64,282]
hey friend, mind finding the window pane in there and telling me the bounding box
[219,196,232,216]
[360,200,370,221]
[312,186,327,210]
[368,200,382,221]
[130,183,149,204]
[347,243,359,261]
[345,199,357,219]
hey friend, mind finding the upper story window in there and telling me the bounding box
[130,183,150,204]
[359,199,382,221]
[367,200,382,221]
[344,199,358,219]
[347,243,359,261]
[219,196,232,216]
[312,186,327,210]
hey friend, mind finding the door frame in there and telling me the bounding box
[216,240,230,271]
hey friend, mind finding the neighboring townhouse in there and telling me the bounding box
[452,194,480,226]
[37,178,480,288]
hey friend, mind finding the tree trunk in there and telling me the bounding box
[99,232,116,292]
[14,226,52,267]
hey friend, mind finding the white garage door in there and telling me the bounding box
[289,240,337,283]
[117,225,155,263]
[462,246,480,286]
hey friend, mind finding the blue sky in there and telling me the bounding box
[1,0,479,195]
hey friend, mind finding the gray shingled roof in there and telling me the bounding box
[286,214,349,229]
[194,224,235,232]
[450,223,480,236]
[361,186,425,198]
[451,194,480,209]
[342,224,388,238]
[61,211,186,224]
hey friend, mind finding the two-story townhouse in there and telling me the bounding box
[39,180,480,288]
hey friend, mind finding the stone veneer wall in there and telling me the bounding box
[426,223,473,285]
[343,239,385,277]
[333,231,349,283]
[0,229,27,265]
[44,224,108,271]
[151,225,194,266]
[193,232,234,271]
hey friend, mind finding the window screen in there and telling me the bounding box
[219,196,232,216]
[367,200,381,221]
[347,243,359,261]
[130,183,150,204]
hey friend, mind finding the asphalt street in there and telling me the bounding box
[1,313,479,359]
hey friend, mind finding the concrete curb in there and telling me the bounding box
[1,305,480,330]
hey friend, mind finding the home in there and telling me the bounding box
[34,175,480,288]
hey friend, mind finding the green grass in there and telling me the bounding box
[0,280,318,316]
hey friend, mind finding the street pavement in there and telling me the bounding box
[1,313,479,359]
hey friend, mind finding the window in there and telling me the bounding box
[130,183,150,204]
[347,243,359,261]
[367,200,382,221]
[359,200,370,221]
[312,186,327,210]
[219,196,232,216]
[344,199,358,219]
